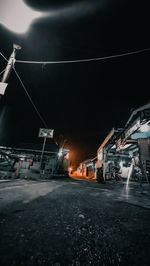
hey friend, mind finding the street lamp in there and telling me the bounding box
[0,0,44,34]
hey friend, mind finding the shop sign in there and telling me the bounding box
[38,128,54,138]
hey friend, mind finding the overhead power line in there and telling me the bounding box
[13,67,48,129]
[16,47,150,65]
[0,52,8,62]
[0,68,6,76]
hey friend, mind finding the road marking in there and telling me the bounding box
[0,180,11,182]
[69,182,79,185]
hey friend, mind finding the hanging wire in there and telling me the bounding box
[16,47,150,65]
[0,52,8,62]
[13,66,48,129]
[0,68,6,76]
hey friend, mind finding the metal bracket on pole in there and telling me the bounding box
[0,44,21,96]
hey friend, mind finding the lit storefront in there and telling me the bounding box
[96,103,150,183]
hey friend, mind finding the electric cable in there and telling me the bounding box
[0,68,6,76]
[13,66,48,129]
[16,47,150,65]
[0,52,8,62]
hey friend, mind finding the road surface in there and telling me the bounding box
[0,177,150,266]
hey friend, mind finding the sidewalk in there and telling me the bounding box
[70,174,150,209]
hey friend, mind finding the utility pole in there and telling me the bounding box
[40,136,47,171]
[38,128,54,174]
[0,44,21,96]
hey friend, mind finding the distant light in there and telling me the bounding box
[65,152,69,159]
[58,148,63,157]
[0,0,44,34]
[69,167,72,174]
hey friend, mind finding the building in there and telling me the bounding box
[115,102,150,182]
[96,128,123,182]
[96,103,150,183]
[78,157,97,178]
[0,142,70,177]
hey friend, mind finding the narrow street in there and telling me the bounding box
[0,177,150,266]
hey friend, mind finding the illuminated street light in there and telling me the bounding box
[0,0,45,34]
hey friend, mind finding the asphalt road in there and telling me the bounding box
[0,177,150,266]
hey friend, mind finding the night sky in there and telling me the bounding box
[0,0,150,167]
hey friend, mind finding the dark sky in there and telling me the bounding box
[0,0,150,166]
